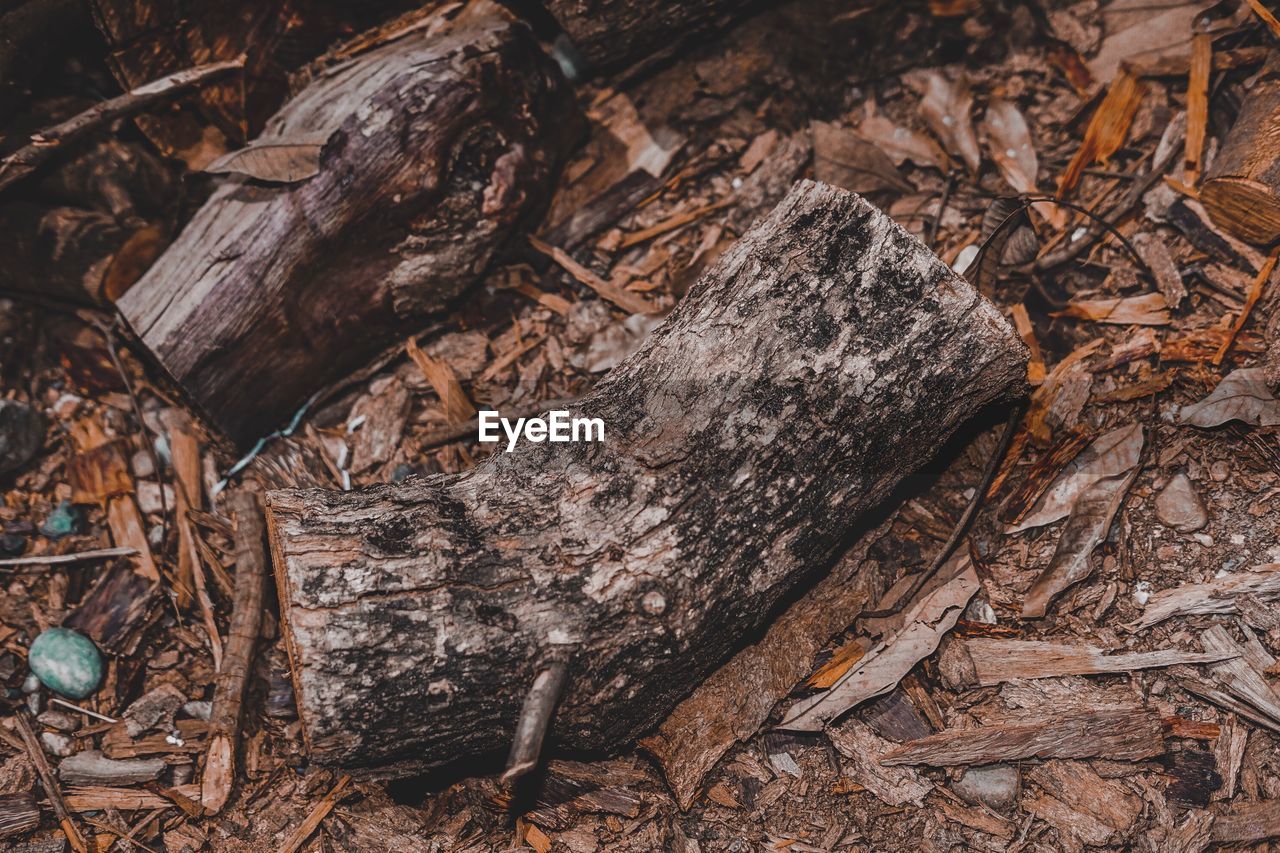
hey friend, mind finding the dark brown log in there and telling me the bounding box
[117,3,583,447]
[266,180,1029,778]
[544,0,756,72]
[1201,70,1280,245]
[0,213,166,307]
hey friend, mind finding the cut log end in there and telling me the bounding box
[1201,76,1280,246]
[268,180,1029,778]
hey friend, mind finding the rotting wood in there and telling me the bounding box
[201,491,267,814]
[1201,67,1280,245]
[266,180,1029,777]
[117,2,583,447]
[880,707,1165,766]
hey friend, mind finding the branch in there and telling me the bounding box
[0,56,246,195]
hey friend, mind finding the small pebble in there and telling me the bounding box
[39,731,73,757]
[182,700,212,721]
[953,764,1019,811]
[37,710,79,732]
[1209,460,1230,482]
[28,627,104,699]
[21,673,40,693]
[1155,472,1209,533]
[0,521,31,557]
[131,449,155,479]
[0,399,45,475]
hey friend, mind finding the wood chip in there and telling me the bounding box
[881,707,1165,765]
[406,339,475,425]
[529,235,658,315]
[1058,69,1146,197]
[939,637,1236,689]
[276,774,350,853]
[828,719,931,807]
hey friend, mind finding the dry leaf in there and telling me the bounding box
[778,556,978,731]
[1009,422,1143,533]
[1022,462,1141,618]
[205,133,331,183]
[1088,0,1216,84]
[909,69,982,174]
[856,103,948,170]
[811,120,912,194]
[1055,292,1170,325]
[981,99,1037,193]
[1179,368,1280,427]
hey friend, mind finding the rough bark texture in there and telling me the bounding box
[544,0,757,71]
[118,3,582,446]
[267,180,1029,778]
[1201,74,1280,245]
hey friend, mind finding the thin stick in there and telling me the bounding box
[0,546,137,567]
[1213,248,1279,366]
[859,398,1028,621]
[202,491,267,814]
[275,774,350,853]
[502,658,570,783]
[13,709,88,852]
[0,56,245,194]
[529,235,659,315]
[1016,146,1178,275]
[1243,0,1280,38]
[50,697,118,723]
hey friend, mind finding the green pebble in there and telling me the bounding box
[28,628,103,699]
[40,500,83,539]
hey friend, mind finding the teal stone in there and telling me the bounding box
[40,501,84,540]
[28,628,103,699]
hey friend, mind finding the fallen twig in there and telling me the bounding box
[0,546,137,568]
[201,491,267,813]
[0,56,246,195]
[13,709,88,852]
[529,235,659,315]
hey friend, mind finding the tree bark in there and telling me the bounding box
[117,2,582,447]
[1201,72,1280,246]
[266,180,1029,778]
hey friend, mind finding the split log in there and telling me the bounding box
[118,2,582,446]
[267,180,1029,777]
[1201,70,1280,245]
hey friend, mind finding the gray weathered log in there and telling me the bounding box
[118,2,582,446]
[267,180,1029,778]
